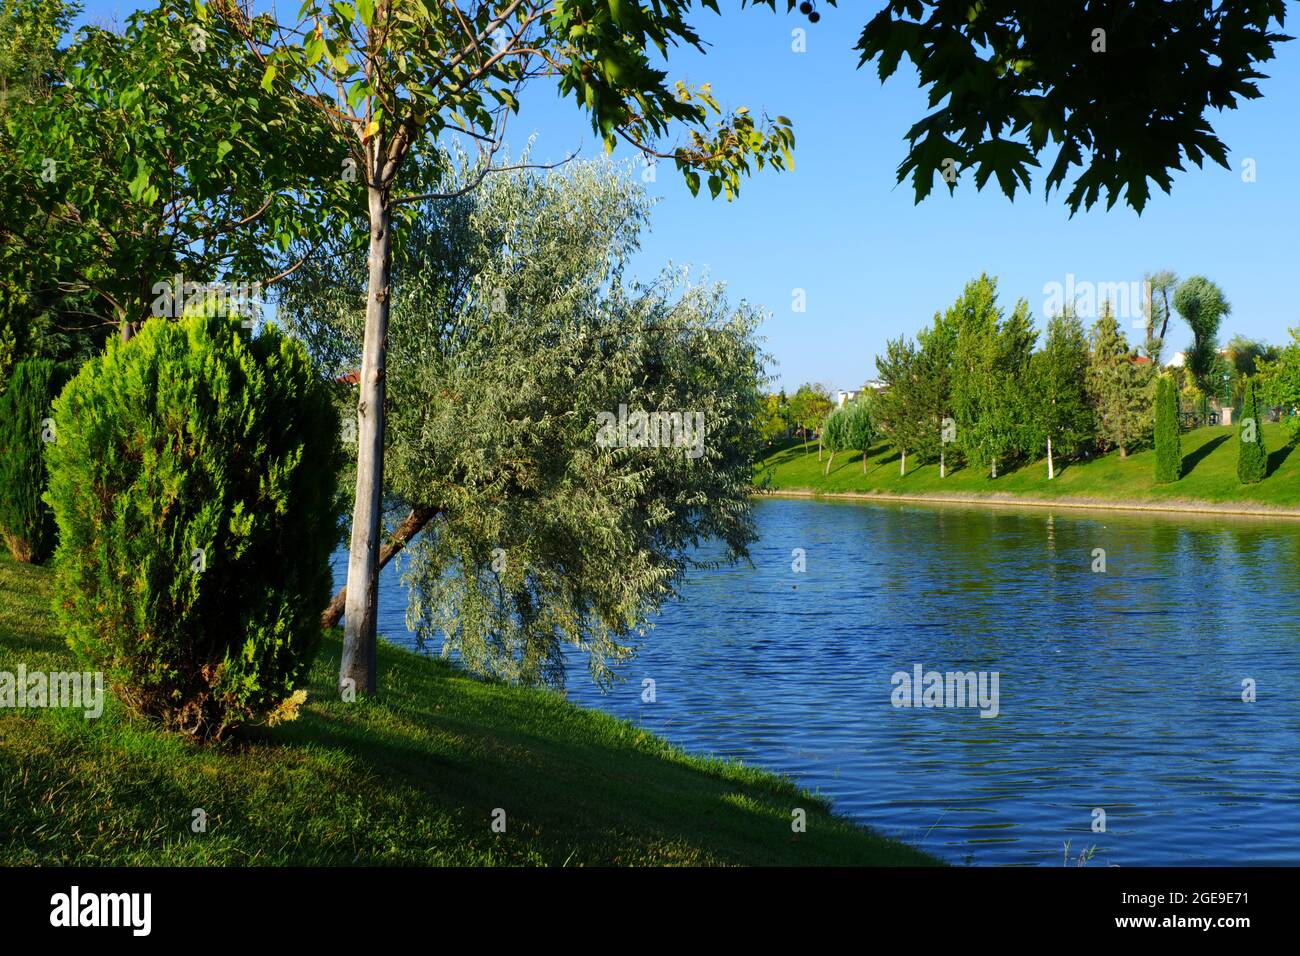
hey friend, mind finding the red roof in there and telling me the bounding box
[337,369,361,385]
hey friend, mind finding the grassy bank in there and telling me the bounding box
[759,424,1300,513]
[0,554,934,866]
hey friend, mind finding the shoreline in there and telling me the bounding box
[756,486,1300,521]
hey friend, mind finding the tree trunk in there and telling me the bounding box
[339,182,393,697]
[900,450,906,476]
[940,448,945,479]
[1119,445,1128,459]
[1047,435,1054,480]
[824,451,834,476]
[321,504,439,630]
[862,450,867,474]
[991,457,998,479]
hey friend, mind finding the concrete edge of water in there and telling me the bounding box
[756,487,1300,522]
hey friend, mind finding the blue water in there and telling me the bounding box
[336,496,1300,866]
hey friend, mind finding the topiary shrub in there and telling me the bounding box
[44,313,343,739]
[1238,376,1267,484]
[0,358,71,563]
[1153,374,1182,483]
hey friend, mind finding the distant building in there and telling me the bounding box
[836,389,858,408]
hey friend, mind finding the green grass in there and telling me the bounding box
[0,554,935,866]
[760,424,1300,510]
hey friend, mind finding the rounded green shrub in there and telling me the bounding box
[44,313,343,739]
[1153,374,1182,483]
[0,358,71,563]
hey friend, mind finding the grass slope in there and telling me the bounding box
[761,424,1300,510]
[0,554,935,866]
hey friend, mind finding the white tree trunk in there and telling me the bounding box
[1047,435,1055,480]
[340,181,393,697]
[900,450,906,476]
[991,457,997,479]
[940,449,945,479]
[824,451,834,476]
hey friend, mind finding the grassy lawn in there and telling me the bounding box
[0,554,935,866]
[759,424,1300,510]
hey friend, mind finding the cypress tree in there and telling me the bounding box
[1154,375,1182,482]
[1238,377,1268,483]
[0,358,71,563]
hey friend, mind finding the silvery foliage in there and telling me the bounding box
[279,148,767,687]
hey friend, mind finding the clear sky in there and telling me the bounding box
[72,2,1300,393]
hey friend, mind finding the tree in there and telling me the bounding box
[0,357,69,562]
[1154,374,1182,483]
[0,0,73,108]
[1223,334,1279,409]
[283,157,767,685]
[821,404,848,475]
[850,0,1290,213]
[873,336,925,475]
[1237,377,1267,483]
[787,383,833,454]
[1087,304,1155,457]
[1147,269,1179,358]
[1,3,347,346]
[1030,306,1093,480]
[213,0,798,696]
[1173,276,1231,421]
[950,275,1035,478]
[756,392,788,446]
[842,395,877,474]
[1258,327,1300,445]
[916,308,956,476]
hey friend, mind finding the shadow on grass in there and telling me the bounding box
[1181,433,1230,476]
[1267,441,1296,478]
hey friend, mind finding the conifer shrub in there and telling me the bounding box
[44,313,343,739]
[1238,377,1267,484]
[0,358,71,563]
[1153,375,1182,483]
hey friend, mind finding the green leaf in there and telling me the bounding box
[216,140,234,163]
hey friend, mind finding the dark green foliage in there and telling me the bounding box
[1029,307,1095,471]
[1238,377,1267,484]
[1174,276,1231,416]
[43,313,343,739]
[1154,375,1182,483]
[852,0,1291,213]
[0,358,69,562]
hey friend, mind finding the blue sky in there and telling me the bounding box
[74,2,1300,393]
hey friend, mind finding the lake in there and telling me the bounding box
[333,495,1300,866]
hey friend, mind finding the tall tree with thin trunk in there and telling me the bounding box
[1030,306,1093,480]
[219,0,798,695]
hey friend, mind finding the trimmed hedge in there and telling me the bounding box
[0,358,71,563]
[44,313,343,739]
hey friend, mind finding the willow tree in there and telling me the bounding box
[214,0,796,696]
[280,157,766,687]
